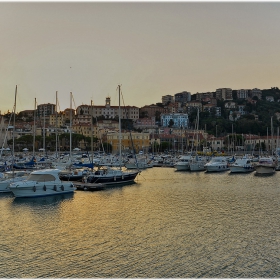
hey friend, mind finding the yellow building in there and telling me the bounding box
[106,131,150,153]
[49,113,65,127]
[72,123,91,137]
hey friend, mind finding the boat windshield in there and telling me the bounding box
[26,174,56,182]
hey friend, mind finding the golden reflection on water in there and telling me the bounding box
[0,168,280,277]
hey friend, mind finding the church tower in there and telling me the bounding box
[105,97,110,108]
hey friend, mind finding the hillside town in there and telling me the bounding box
[1,86,280,155]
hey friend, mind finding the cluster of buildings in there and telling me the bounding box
[0,87,279,153]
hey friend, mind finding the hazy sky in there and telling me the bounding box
[1,1,280,113]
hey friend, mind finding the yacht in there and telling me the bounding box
[229,156,255,173]
[205,157,229,172]
[255,157,276,175]
[86,166,139,186]
[9,169,75,198]
[189,156,207,171]
[174,155,192,171]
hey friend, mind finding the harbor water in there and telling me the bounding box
[1,167,280,278]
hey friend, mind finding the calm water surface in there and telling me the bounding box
[1,168,280,278]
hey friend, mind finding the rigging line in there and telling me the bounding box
[0,97,15,159]
[120,88,141,173]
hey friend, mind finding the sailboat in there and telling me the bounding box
[189,108,207,171]
[86,85,139,186]
[0,86,30,192]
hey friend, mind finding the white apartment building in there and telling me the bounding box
[237,89,249,99]
[161,113,189,128]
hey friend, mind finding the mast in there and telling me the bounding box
[91,100,94,163]
[70,92,72,159]
[118,85,122,169]
[33,98,36,157]
[43,108,45,154]
[55,91,58,158]
[271,116,273,155]
[12,85,17,161]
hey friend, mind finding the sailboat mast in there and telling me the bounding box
[271,116,273,155]
[70,92,72,159]
[91,100,93,162]
[118,85,122,168]
[55,91,58,158]
[12,85,17,159]
[33,98,36,157]
[43,108,45,154]
[196,107,199,152]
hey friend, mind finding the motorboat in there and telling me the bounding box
[9,169,75,198]
[0,171,30,193]
[174,155,192,171]
[229,156,255,173]
[205,157,229,172]
[189,156,207,171]
[255,157,276,175]
[86,166,139,186]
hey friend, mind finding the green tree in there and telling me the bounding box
[168,119,174,128]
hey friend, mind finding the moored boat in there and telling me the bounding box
[9,169,75,198]
[205,157,229,172]
[255,157,276,175]
[86,166,139,186]
[189,156,208,171]
[229,156,255,173]
[0,171,30,193]
[174,155,192,171]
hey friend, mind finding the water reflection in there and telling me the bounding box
[1,168,280,278]
[12,192,75,206]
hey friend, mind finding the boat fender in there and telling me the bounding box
[219,166,220,169]
[122,175,124,180]
[33,186,36,192]
[61,185,64,191]
[114,176,116,181]
[54,185,57,191]
[43,185,46,191]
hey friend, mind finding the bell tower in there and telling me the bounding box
[105,97,110,108]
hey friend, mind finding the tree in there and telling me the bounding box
[168,119,174,128]
[155,111,161,122]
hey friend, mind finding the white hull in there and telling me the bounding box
[205,157,229,172]
[229,166,255,173]
[205,165,229,172]
[189,162,206,171]
[9,182,75,198]
[174,163,190,171]
[0,177,29,193]
[9,169,75,198]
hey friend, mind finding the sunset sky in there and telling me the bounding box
[1,1,280,113]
